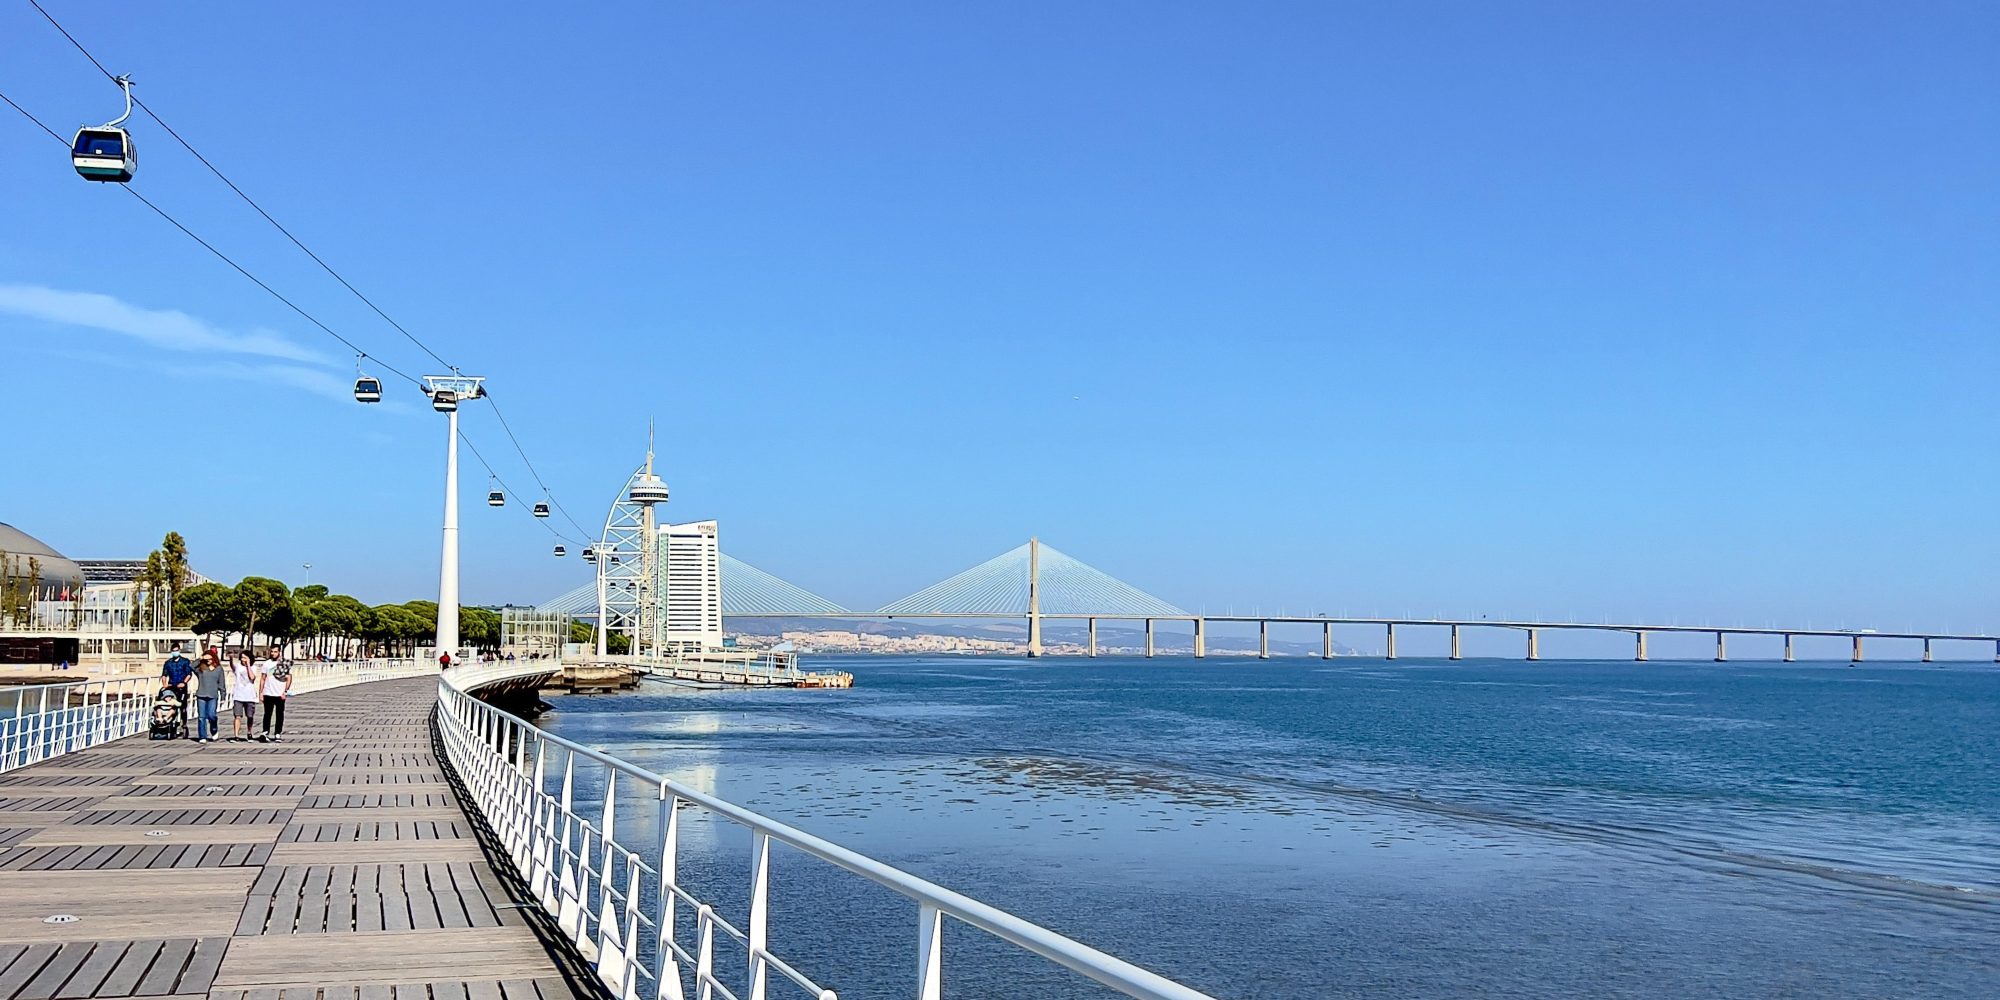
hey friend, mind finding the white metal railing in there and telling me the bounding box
[0,674,157,773]
[435,673,1217,1000]
[0,657,437,776]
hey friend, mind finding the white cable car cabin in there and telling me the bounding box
[487,490,505,507]
[552,545,566,557]
[582,548,596,562]
[72,127,136,182]
[353,377,382,403]
[431,389,457,412]
[73,74,139,183]
[532,502,550,518]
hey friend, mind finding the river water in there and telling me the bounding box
[535,656,2000,999]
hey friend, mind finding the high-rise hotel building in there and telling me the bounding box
[656,519,724,652]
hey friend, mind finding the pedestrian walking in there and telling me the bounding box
[229,652,260,742]
[257,648,293,743]
[192,651,223,743]
[160,644,195,738]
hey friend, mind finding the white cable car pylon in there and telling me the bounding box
[71,74,137,182]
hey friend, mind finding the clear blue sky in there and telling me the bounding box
[3,1,1994,641]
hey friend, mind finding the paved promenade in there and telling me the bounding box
[0,678,590,1000]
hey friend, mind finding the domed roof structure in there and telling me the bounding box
[0,523,86,596]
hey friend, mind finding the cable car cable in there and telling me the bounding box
[13,83,599,562]
[16,55,606,563]
[29,2,608,554]
[27,0,459,374]
[3,86,422,387]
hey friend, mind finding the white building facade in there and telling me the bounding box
[656,520,724,653]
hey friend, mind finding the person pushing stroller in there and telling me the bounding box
[159,645,195,739]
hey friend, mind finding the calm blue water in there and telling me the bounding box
[538,656,2000,998]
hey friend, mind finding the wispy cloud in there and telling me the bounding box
[0,283,333,365]
[25,343,406,408]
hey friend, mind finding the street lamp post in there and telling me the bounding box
[424,374,485,666]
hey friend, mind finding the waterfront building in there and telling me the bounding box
[0,522,205,665]
[658,519,724,653]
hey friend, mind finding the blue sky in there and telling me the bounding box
[2,1,1994,639]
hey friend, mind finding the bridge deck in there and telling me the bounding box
[0,678,591,1000]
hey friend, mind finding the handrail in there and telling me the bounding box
[436,670,1218,1000]
[0,657,437,776]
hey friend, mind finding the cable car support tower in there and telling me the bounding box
[594,431,669,657]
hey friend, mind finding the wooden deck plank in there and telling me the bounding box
[132,937,195,996]
[92,940,160,997]
[215,929,562,986]
[16,939,94,1000]
[52,940,128,999]
[0,678,579,1000]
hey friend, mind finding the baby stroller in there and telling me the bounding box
[149,688,187,741]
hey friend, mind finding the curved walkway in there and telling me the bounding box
[0,677,591,1000]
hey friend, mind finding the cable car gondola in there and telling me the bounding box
[532,502,550,518]
[487,490,505,507]
[582,548,596,563]
[552,545,566,557]
[353,376,382,403]
[71,75,138,183]
[431,389,457,412]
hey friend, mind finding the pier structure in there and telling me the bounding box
[0,659,1217,1000]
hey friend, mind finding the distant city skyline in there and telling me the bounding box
[3,3,1993,634]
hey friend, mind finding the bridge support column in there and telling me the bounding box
[1526,628,1540,661]
[1025,538,1042,658]
[1087,618,1097,658]
[1385,623,1397,660]
[1714,632,1727,662]
[1144,619,1154,658]
[1259,621,1269,660]
[1193,619,1206,659]
[1783,634,1794,661]
[1449,624,1462,660]
[1851,635,1864,663]
[1322,622,1332,659]
[1635,631,1648,661]
[1923,637,1932,663]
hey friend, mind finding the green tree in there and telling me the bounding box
[462,607,500,652]
[175,582,238,647]
[233,577,291,650]
[139,551,167,627]
[160,532,191,622]
[367,605,425,656]
[314,595,367,658]
[567,620,628,654]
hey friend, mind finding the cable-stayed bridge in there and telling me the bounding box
[536,539,2000,661]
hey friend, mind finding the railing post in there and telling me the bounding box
[748,831,771,1000]
[657,787,685,1000]
[557,752,582,937]
[916,903,943,1000]
[695,905,715,1000]
[596,775,625,989]
[530,741,554,906]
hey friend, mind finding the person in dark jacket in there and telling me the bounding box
[192,651,224,743]
[160,645,196,737]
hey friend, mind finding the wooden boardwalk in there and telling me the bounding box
[0,678,594,1000]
